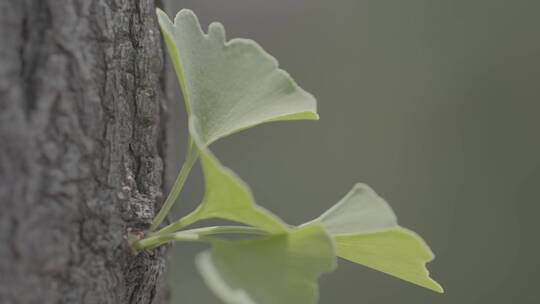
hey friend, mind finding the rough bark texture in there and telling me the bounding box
[0,1,168,303]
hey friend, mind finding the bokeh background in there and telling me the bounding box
[162,1,540,303]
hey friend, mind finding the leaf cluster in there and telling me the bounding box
[133,9,443,304]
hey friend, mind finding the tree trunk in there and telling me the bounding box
[0,1,168,303]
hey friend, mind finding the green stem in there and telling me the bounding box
[134,226,269,251]
[150,137,199,231]
[152,207,202,235]
[133,231,201,251]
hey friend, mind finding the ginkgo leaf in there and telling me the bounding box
[196,225,337,304]
[335,228,443,293]
[156,8,318,145]
[303,183,397,234]
[308,184,443,293]
[169,118,288,233]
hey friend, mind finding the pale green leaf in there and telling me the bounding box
[196,225,337,304]
[172,119,288,233]
[335,228,443,293]
[156,8,318,145]
[304,183,397,234]
[308,184,443,293]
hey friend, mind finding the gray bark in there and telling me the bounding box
[0,0,168,303]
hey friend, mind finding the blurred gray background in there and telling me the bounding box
[163,0,540,303]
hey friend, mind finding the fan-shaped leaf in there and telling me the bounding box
[304,183,397,234]
[196,225,337,304]
[308,184,443,293]
[156,8,318,145]
[175,119,287,233]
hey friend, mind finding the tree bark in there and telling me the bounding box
[0,1,167,303]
